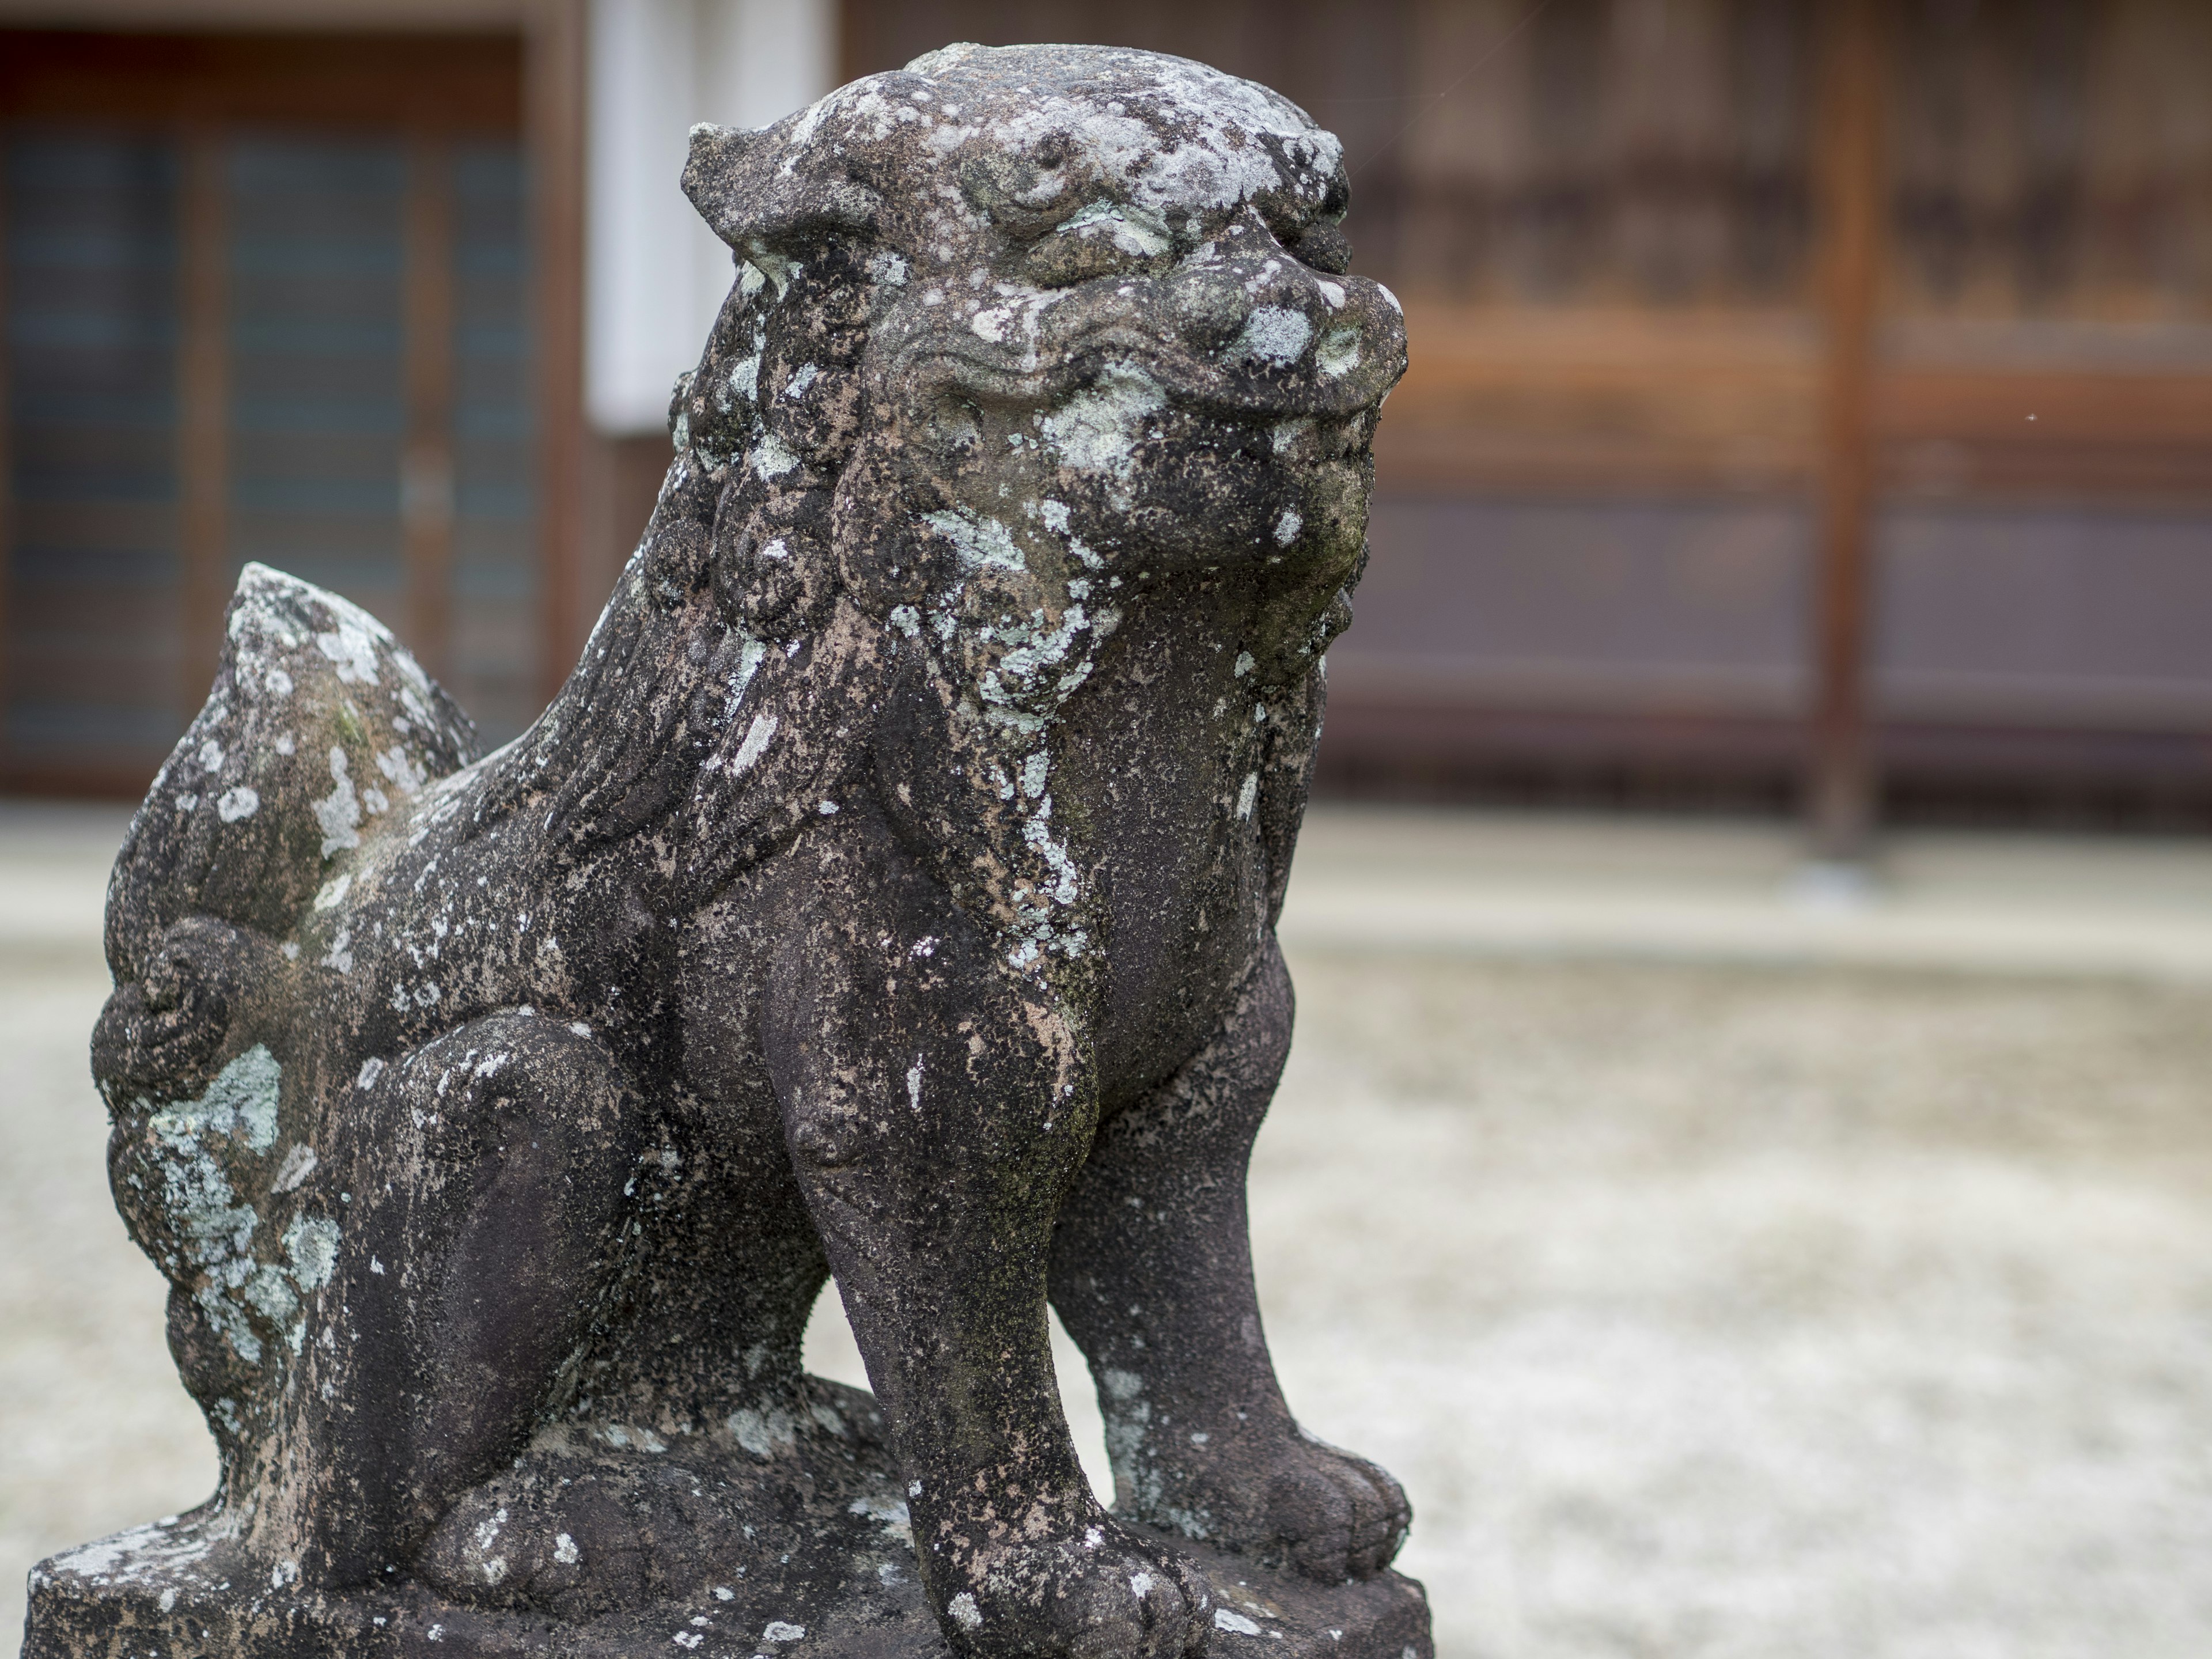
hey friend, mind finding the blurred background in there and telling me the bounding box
[3,3,2211,1657]
[2,0,2211,840]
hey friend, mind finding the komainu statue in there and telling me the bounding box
[28,41,1427,1659]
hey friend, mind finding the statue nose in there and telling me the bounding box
[1170,262,1340,368]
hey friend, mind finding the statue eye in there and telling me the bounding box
[1020,202,1172,289]
[1022,234,1128,289]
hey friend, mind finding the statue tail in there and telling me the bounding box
[104,563,480,987]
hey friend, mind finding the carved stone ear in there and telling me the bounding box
[682,119,881,262]
[680,121,766,234]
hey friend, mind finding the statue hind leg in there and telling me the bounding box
[1048,937,1412,1583]
[269,1014,642,1585]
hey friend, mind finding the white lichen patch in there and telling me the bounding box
[847,1493,912,1543]
[730,713,779,776]
[1039,362,1164,482]
[726,1406,800,1457]
[49,1516,218,1589]
[270,1143,317,1194]
[750,431,801,478]
[923,506,1028,574]
[1228,306,1312,367]
[950,51,1341,221]
[315,747,362,858]
[283,1213,341,1290]
[375,744,428,796]
[1314,327,1361,377]
[139,1046,342,1372]
[165,1043,283,1156]
[1056,199,1172,258]
[314,620,382,686]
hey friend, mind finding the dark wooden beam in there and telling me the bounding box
[403,135,456,686]
[529,0,589,706]
[1808,0,1885,860]
[0,31,522,132]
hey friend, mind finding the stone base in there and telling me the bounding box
[24,1512,1431,1659]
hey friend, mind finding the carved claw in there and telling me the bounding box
[92,917,260,1111]
[1119,1422,1411,1586]
[939,1523,1213,1659]
[1263,1433,1411,1582]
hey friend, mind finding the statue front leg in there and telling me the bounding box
[1051,937,1412,1583]
[759,839,1211,1659]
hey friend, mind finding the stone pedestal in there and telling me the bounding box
[31,1491,1428,1659]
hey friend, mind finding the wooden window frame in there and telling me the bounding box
[0,21,586,795]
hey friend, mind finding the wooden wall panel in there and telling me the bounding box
[1,127,183,790]
[1878,362,2212,505]
[449,139,541,740]
[1378,305,1820,493]
[0,29,528,796]
[1889,0,2212,322]
[403,136,456,685]
[835,0,2212,823]
[528,0,586,703]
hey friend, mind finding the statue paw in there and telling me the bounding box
[936,1522,1212,1659]
[1134,1425,1410,1584]
[1255,1430,1410,1582]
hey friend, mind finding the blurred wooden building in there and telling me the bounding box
[6,1,2212,836]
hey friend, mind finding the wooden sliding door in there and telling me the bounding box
[0,31,543,794]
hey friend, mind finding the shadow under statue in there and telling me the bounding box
[26,41,1430,1659]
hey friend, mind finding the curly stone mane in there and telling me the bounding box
[470,232,889,904]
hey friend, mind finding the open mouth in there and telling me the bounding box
[889,294,1406,427]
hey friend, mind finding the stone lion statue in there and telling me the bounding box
[37,41,1423,1659]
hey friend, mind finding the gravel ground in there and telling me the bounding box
[7,890,2210,1654]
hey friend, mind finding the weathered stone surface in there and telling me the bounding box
[28,40,1423,1659]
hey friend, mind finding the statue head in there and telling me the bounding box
[667,43,1407,685]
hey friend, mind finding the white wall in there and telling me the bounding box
[585,0,835,435]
